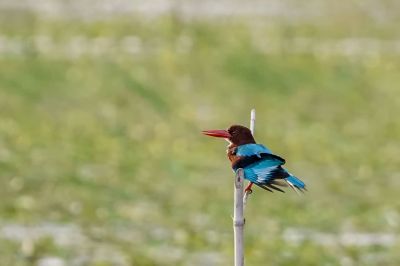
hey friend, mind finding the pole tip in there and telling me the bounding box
[251,109,256,118]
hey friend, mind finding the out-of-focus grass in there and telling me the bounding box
[1,2,400,265]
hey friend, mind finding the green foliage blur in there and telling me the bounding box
[1,1,400,265]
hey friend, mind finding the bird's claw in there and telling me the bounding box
[244,182,254,195]
[244,188,253,194]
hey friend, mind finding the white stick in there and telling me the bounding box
[234,168,245,266]
[234,109,255,266]
[250,109,256,134]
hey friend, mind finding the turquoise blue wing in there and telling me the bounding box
[236,144,273,157]
[232,144,286,171]
[243,160,289,184]
[233,144,285,170]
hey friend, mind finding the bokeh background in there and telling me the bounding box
[1,0,400,265]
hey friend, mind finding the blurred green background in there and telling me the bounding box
[1,0,400,265]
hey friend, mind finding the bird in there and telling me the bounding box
[202,125,306,194]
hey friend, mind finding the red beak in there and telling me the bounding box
[202,129,231,139]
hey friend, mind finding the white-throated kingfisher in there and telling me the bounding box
[202,125,306,194]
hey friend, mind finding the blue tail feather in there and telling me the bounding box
[285,175,306,189]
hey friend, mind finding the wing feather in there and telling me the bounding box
[243,160,289,185]
[236,144,272,157]
[232,144,285,171]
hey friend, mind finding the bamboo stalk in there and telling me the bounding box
[250,109,256,134]
[234,168,245,266]
[233,109,255,266]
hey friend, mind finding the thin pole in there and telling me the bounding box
[233,109,255,266]
[250,109,256,134]
[234,168,244,266]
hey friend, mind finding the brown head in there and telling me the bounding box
[202,124,256,146]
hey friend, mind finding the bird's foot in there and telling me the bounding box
[244,182,254,194]
[244,188,253,194]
